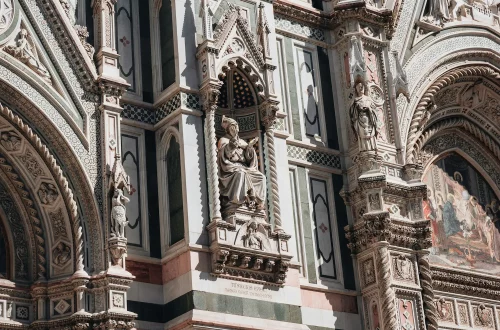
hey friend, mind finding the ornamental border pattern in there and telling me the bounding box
[123,92,200,125]
[275,15,326,42]
[287,144,341,170]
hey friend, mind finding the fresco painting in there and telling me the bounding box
[423,153,500,274]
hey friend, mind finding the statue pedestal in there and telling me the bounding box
[355,151,383,175]
[108,236,127,268]
[207,205,291,285]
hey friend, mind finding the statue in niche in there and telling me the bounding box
[5,29,51,83]
[218,116,266,210]
[111,188,129,238]
[349,82,380,152]
[423,0,456,25]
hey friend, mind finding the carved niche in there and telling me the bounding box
[200,3,291,285]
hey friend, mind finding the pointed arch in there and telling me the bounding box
[0,103,93,277]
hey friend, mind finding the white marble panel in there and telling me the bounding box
[301,306,362,329]
[180,114,209,246]
[128,281,164,305]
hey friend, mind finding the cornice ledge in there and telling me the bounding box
[274,0,397,38]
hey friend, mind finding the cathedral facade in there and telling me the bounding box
[0,0,499,328]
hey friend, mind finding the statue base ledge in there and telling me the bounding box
[208,210,292,285]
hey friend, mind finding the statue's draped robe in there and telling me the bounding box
[217,135,266,206]
[350,95,378,151]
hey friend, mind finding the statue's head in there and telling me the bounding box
[221,115,239,137]
[355,82,365,96]
[113,188,122,198]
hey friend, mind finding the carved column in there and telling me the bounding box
[201,83,222,222]
[418,252,438,330]
[260,100,283,232]
[376,244,398,330]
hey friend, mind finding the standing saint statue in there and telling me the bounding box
[423,0,454,25]
[218,116,266,210]
[111,188,129,238]
[349,82,380,152]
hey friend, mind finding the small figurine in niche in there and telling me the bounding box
[111,188,129,238]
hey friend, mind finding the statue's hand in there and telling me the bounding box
[248,137,258,147]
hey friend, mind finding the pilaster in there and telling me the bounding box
[92,0,135,326]
[336,2,435,329]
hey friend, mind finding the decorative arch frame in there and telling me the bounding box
[0,103,86,279]
[0,0,105,273]
[404,64,500,163]
[196,1,292,285]
[399,26,500,160]
[197,1,281,226]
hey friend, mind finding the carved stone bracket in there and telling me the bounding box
[108,237,127,267]
[346,211,432,254]
[207,218,291,285]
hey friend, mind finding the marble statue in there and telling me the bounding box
[111,188,129,238]
[5,29,51,82]
[217,116,266,209]
[349,82,380,152]
[423,0,454,25]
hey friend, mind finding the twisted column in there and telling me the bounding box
[202,87,221,221]
[376,245,398,330]
[419,254,438,330]
[264,125,282,231]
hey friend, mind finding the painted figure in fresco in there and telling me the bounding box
[349,82,379,152]
[443,194,462,237]
[424,155,500,272]
[111,188,129,238]
[218,116,266,209]
[5,29,51,82]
